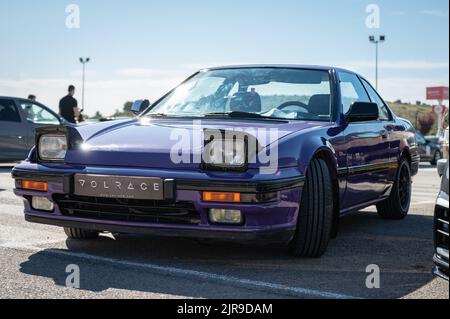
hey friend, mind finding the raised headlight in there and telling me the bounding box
[204,139,246,169]
[38,135,68,161]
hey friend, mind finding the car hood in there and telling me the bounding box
[65,118,329,169]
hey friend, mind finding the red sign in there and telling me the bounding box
[427,87,449,100]
[432,105,447,114]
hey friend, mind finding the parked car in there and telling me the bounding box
[444,126,449,159]
[415,132,443,165]
[12,65,420,257]
[434,159,449,280]
[0,96,66,162]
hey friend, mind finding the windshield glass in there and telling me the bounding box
[146,68,332,121]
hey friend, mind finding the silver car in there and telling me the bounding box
[434,159,449,280]
[0,96,65,162]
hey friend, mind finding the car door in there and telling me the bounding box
[415,133,430,161]
[339,72,392,209]
[17,100,62,150]
[360,77,399,184]
[0,98,29,161]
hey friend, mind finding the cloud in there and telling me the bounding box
[0,76,185,116]
[116,62,252,78]
[181,62,249,72]
[375,77,449,105]
[338,60,449,71]
[116,68,181,78]
[422,10,448,17]
[70,69,99,78]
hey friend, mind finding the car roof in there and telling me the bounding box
[205,64,355,74]
[0,96,54,108]
[0,96,41,102]
[0,96,63,121]
[0,96,25,100]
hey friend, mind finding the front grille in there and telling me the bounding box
[435,205,449,259]
[53,194,201,225]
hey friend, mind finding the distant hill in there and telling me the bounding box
[388,102,438,135]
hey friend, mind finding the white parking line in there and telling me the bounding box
[411,201,436,206]
[1,243,359,299]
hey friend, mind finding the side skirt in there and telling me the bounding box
[339,196,390,215]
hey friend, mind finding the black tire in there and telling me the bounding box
[289,158,334,258]
[376,158,411,220]
[64,227,99,240]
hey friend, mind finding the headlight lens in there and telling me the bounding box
[204,139,246,168]
[38,135,67,160]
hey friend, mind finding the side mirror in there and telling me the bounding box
[345,102,379,123]
[131,99,150,115]
[437,159,448,177]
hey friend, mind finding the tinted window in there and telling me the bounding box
[0,99,21,122]
[19,102,60,125]
[416,133,426,144]
[361,78,391,121]
[339,72,370,114]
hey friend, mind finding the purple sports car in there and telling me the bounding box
[12,65,420,257]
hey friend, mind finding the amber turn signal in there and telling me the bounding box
[22,180,48,192]
[202,191,241,203]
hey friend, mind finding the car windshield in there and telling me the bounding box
[145,68,332,121]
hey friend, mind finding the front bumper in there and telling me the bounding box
[25,215,295,242]
[433,194,449,281]
[433,252,449,281]
[12,163,304,243]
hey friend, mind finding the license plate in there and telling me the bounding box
[74,174,164,200]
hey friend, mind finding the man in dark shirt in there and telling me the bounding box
[59,85,80,123]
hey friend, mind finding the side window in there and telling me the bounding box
[339,72,370,114]
[361,78,391,121]
[19,102,60,125]
[0,99,21,122]
[416,133,426,145]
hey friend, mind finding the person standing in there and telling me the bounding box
[27,94,36,101]
[59,85,81,124]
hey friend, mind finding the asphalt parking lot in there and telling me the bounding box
[0,163,448,299]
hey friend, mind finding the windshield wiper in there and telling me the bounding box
[146,113,170,117]
[146,111,288,121]
[204,111,272,119]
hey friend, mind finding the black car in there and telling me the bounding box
[434,159,449,281]
[0,96,66,162]
[416,132,443,165]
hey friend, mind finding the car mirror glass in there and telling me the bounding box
[131,100,150,115]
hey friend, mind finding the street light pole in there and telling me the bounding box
[79,57,90,113]
[375,40,378,90]
[369,35,385,90]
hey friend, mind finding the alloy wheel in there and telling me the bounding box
[398,164,411,210]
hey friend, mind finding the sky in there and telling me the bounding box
[0,0,448,116]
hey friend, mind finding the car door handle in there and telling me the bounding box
[380,130,389,139]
